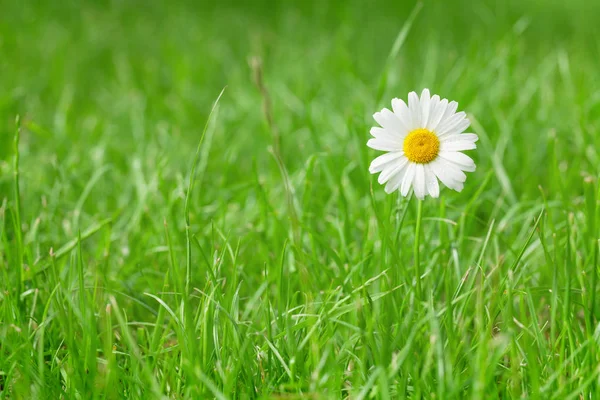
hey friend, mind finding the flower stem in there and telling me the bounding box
[414,198,423,300]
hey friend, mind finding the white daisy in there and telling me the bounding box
[367,89,478,200]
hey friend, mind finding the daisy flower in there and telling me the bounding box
[367,89,478,200]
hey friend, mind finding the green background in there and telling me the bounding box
[1,0,600,398]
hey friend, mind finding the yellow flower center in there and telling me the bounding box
[403,128,440,164]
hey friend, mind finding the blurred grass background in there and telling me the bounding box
[2,0,600,398]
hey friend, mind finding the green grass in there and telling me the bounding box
[2,0,600,398]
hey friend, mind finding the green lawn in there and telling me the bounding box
[2,0,600,398]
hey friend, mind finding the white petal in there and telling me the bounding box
[439,117,470,137]
[428,95,440,119]
[401,163,416,197]
[413,164,426,200]
[440,140,477,152]
[427,98,447,131]
[439,151,476,172]
[369,127,383,137]
[373,109,406,136]
[369,152,404,173]
[424,164,440,198]
[367,138,402,152]
[455,182,464,191]
[377,164,402,185]
[442,133,478,143]
[440,100,458,122]
[420,89,431,129]
[391,98,412,132]
[437,112,467,135]
[370,127,401,142]
[378,158,408,184]
[384,162,409,193]
[430,158,466,192]
[442,161,468,182]
[408,91,421,129]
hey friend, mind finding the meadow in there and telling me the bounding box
[2,0,600,398]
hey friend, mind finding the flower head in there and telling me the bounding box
[367,89,478,200]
